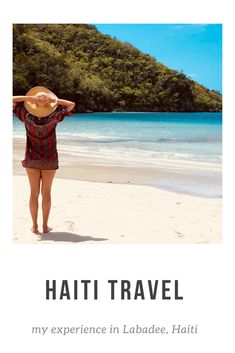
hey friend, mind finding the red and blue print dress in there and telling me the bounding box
[13,102,72,170]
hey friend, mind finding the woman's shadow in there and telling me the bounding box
[38,231,108,243]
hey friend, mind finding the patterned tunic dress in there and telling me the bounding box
[13,102,72,170]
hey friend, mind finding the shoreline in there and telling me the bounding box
[13,139,222,198]
[13,131,222,244]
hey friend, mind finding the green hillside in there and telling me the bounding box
[13,24,222,112]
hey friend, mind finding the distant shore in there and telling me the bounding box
[73,109,222,114]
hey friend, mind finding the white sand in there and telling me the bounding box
[13,175,222,244]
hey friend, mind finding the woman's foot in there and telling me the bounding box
[31,225,39,234]
[42,226,53,233]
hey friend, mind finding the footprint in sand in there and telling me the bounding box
[65,220,75,232]
[175,230,184,238]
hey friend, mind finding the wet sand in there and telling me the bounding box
[13,138,221,198]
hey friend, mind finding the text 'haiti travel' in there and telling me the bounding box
[45,280,184,300]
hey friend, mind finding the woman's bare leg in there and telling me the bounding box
[41,170,56,233]
[26,168,41,234]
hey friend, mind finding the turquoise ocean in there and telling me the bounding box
[13,112,222,198]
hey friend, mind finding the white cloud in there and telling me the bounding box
[171,24,208,31]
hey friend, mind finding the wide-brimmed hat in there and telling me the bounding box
[24,86,58,117]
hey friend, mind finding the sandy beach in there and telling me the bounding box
[13,137,222,244]
[13,173,222,244]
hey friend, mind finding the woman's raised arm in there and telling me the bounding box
[13,96,36,103]
[13,95,75,112]
[13,96,37,110]
[57,99,75,112]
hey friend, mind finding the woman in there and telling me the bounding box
[13,86,75,234]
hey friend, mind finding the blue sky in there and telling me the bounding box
[93,24,222,92]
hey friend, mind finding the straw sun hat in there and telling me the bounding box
[24,86,58,117]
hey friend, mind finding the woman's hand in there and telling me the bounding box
[32,94,57,106]
[47,96,58,104]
